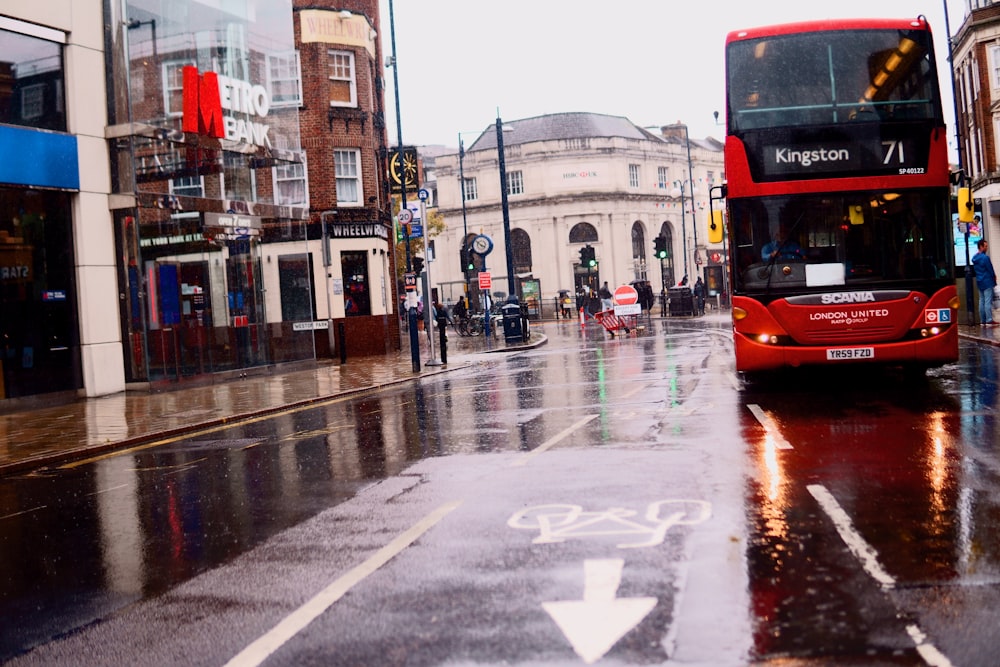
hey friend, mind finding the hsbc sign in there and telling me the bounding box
[182,66,271,148]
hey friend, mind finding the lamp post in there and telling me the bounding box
[386,0,420,371]
[496,114,516,298]
[672,179,690,282]
[458,134,470,297]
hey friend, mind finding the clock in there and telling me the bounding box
[471,234,493,256]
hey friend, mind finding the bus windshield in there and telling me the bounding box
[731,189,953,292]
[728,28,941,132]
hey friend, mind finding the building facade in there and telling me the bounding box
[0,0,397,408]
[293,1,399,358]
[431,113,725,314]
[952,1,1000,262]
[1,2,113,403]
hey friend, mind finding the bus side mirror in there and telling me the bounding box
[708,210,724,244]
[848,205,865,226]
[958,187,974,223]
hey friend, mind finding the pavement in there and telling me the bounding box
[1,315,997,477]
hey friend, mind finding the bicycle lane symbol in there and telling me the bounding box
[506,500,711,549]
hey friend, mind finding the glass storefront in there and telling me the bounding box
[0,187,79,398]
[111,0,311,382]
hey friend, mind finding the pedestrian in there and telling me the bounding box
[972,239,998,326]
[693,277,706,315]
[599,281,613,312]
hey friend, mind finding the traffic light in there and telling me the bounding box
[460,246,473,273]
[653,236,668,260]
[958,187,974,223]
[579,245,597,268]
[587,249,597,268]
[412,255,424,274]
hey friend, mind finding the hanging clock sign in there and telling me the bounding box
[471,234,493,256]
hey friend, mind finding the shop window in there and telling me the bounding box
[334,149,361,206]
[328,50,356,107]
[278,254,315,321]
[0,24,66,131]
[341,251,370,316]
[268,51,302,108]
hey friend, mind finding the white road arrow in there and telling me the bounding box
[543,559,657,664]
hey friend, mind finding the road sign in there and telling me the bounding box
[479,271,492,290]
[398,209,412,224]
[418,188,429,201]
[613,285,638,306]
[404,272,417,291]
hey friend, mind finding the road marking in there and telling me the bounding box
[807,484,895,588]
[0,505,47,521]
[223,500,462,667]
[510,414,599,467]
[747,404,793,449]
[906,624,954,667]
[508,500,711,549]
[810,485,954,665]
[543,559,656,664]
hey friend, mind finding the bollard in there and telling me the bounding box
[438,317,448,362]
[337,322,347,363]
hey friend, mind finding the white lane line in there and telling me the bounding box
[223,500,463,667]
[747,404,793,449]
[906,624,955,667]
[809,487,953,664]
[511,414,600,467]
[806,484,895,589]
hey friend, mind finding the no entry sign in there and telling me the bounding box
[613,284,638,305]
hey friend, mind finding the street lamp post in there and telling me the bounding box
[458,134,470,297]
[386,0,420,372]
[672,180,690,282]
[495,115,516,298]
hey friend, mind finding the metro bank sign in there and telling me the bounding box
[182,66,271,148]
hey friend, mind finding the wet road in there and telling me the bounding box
[3,316,1000,665]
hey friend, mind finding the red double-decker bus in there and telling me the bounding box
[720,16,959,374]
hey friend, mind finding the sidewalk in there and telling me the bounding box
[0,326,547,476]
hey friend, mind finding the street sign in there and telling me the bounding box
[404,272,417,291]
[397,209,412,224]
[479,271,492,290]
[418,188,429,201]
[613,285,639,305]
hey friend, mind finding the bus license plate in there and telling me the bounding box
[826,347,874,360]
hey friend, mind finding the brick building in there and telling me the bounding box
[293,1,400,357]
[952,1,1000,258]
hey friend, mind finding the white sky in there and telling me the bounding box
[379,0,968,156]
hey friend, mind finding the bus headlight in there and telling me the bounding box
[757,334,779,345]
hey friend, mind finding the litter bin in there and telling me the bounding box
[668,287,694,316]
[502,297,524,344]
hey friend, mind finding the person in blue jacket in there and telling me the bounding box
[972,239,998,326]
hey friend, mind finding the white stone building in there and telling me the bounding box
[429,113,725,316]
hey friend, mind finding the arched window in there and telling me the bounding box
[568,222,598,243]
[511,228,532,274]
[631,221,647,281]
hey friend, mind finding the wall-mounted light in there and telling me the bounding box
[339,9,352,18]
